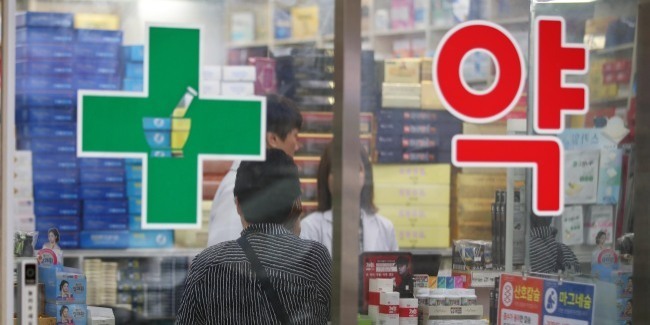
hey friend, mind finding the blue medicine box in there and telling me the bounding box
[36,231,80,249]
[80,184,126,200]
[83,215,129,231]
[80,168,125,184]
[34,200,81,216]
[32,153,78,169]
[17,27,74,43]
[125,62,144,79]
[16,60,73,75]
[128,197,142,215]
[144,131,171,149]
[80,230,129,249]
[142,117,171,131]
[34,184,79,200]
[36,216,81,232]
[74,43,120,60]
[16,107,76,123]
[125,158,143,166]
[75,29,123,44]
[17,123,76,138]
[39,265,87,304]
[79,158,124,169]
[126,181,142,197]
[15,91,76,107]
[122,78,143,92]
[122,45,144,62]
[16,12,74,28]
[17,75,74,91]
[33,168,79,185]
[17,44,73,60]
[125,164,142,181]
[129,215,142,230]
[45,303,87,325]
[83,200,128,215]
[76,76,121,91]
[129,230,174,248]
[74,59,120,75]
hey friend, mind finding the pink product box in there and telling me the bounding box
[391,0,414,30]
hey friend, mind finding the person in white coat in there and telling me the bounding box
[207,94,302,247]
[301,143,399,256]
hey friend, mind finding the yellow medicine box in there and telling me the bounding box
[379,204,450,227]
[373,164,450,185]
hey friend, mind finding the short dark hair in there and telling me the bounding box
[60,280,68,292]
[396,256,409,267]
[266,94,302,140]
[48,228,60,243]
[316,143,377,214]
[234,149,301,225]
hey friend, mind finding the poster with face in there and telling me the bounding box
[359,252,413,313]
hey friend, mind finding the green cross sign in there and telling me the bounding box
[78,25,265,229]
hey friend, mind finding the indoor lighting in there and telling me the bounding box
[533,0,597,3]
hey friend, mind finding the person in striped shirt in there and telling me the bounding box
[177,149,331,325]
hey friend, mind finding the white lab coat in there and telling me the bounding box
[300,209,399,256]
[207,161,242,247]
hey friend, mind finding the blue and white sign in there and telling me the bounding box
[542,280,595,325]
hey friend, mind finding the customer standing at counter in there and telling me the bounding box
[177,149,331,325]
[207,94,303,246]
[301,143,399,255]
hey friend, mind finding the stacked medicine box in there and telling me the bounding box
[16,11,79,249]
[122,45,144,92]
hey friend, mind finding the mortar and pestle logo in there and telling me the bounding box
[143,86,197,158]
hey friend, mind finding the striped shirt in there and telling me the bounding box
[176,223,332,325]
[529,226,580,274]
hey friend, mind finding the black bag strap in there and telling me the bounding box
[237,236,292,325]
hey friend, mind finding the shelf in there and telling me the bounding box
[430,25,454,32]
[226,40,269,49]
[453,269,502,288]
[274,37,319,46]
[404,247,452,257]
[374,28,427,37]
[63,248,204,259]
[590,43,634,55]
[590,96,629,106]
[424,305,484,319]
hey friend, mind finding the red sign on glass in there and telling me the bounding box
[435,17,589,216]
[498,274,544,325]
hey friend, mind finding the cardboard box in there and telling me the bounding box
[202,65,222,81]
[126,181,142,197]
[373,164,451,185]
[421,58,433,81]
[395,226,450,248]
[128,197,142,215]
[39,265,86,304]
[230,12,255,42]
[75,29,122,44]
[83,215,129,231]
[175,229,209,248]
[584,205,614,245]
[384,59,421,84]
[291,6,319,38]
[80,168,125,184]
[36,231,79,249]
[79,185,125,200]
[34,200,81,217]
[222,66,256,81]
[382,83,421,98]
[378,204,449,227]
[421,81,444,110]
[36,216,81,232]
[221,82,255,96]
[382,96,422,109]
[83,200,128,215]
[129,230,174,248]
[375,150,437,163]
[455,174,506,199]
[45,303,87,325]
[17,12,74,28]
[129,215,142,231]
[74,13,120,30]
[375,184,450,205]
[390,0,415,30]
[80,231,129,249]
[249,57,277,95]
